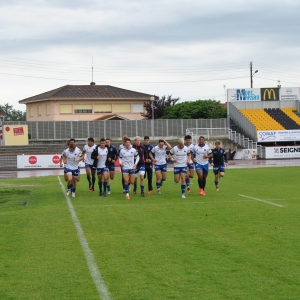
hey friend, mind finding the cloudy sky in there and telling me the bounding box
[1,0,300,111]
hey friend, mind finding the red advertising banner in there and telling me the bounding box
[13,127,24,136]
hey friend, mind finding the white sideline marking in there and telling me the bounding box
[58,176,112,300]
[239,194,285,207]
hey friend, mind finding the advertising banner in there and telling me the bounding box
[3,125,28,145]
[257,130,300,142]
[265,146,300,159]
[280,87,300,101]
[261,88,280,101]
[227,88,261,102]
[17,155,85,169]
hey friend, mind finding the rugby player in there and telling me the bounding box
[150,139,172,195]
[193,136,210,196]
[105,138,118,194]
[206,140,228,191]
[62,142,83,198]
[184,135,195,193]
[91,138,109,197]
[169,138,191,198]
[143,136,154,194]
[82,137,97,191]
[132,136,147,197]
[119,138,139,200]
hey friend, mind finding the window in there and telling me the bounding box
[114,104,131,113]
[74,109,92,113]
[29,107,34,117]
[60,104,72,114]
[94,104,112,113]
[46,104,50,115]
[37,105,42,116]
[74,104,92,113]
[132,104,144,113]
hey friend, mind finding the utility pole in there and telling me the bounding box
[250,61,258,88]
[250,61,253,88]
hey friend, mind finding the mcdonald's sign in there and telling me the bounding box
[260,88,279,101]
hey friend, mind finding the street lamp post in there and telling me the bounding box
[150,96,155,141]
[250,62,258,88]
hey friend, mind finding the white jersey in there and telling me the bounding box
[63,147,82,170]
[96,147,109,168]
[119,147,139,169]
[185,143,194,164]
[170,146,190,168]
[151,145,168,165]
[193,144,210,165]
[119,143,132,152]
[82,144,97,165]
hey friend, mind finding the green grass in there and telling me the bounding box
[0,167,300,299]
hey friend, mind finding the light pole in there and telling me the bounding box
[250,61,258,88]
[150,96,155,141]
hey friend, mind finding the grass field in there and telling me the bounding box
[1,167,300,300]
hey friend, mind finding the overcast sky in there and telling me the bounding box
[1,0,300,111]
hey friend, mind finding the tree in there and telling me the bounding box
[161,99,227,119]
[141,95,180,120]
[0,103,26,121]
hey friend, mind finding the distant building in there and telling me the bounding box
[19,84,152,121]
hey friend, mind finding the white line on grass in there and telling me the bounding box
[58,176,112,300]
[238,194,285,207]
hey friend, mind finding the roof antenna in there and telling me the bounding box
[90,56,96,86]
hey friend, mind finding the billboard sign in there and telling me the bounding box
[227,88,260,101]
[261,88,279,101]
[257,130,300,142]
[265,146,300,159]
[17,155,85,169]
[280,87,300,101]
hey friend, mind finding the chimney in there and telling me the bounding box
[90,82,96,86]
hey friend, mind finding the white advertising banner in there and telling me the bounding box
[279,87,300,101]
[265,146,300,159]
[17,154,85,169]
[257,130,300,142]
[227,88,261,102]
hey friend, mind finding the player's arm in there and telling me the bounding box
[150,148,156,163]
[224,149,229,165]
[186,150,191,163]
[134,151,140,166]
[168,150,176,162]
[164,140,172,150]
[112,147,119,163]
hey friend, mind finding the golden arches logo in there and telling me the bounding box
[263,89,277,100]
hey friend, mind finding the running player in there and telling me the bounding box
[82,137,97,191]
[132,136,147,197]
[193,136,210,196]
[60,141,70,187]
[169,138,191,198]
[119,138,139,200]
[150,139,172,195]
[184,135,195,193]
[119,135,130,192]
[62,143,83,198]
[206,140,228,191]
[91,138,109,197]
[105,138,118,194]
[143,136,154,194]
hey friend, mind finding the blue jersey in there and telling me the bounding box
[208,148,228,165]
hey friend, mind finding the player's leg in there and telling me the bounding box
[146,166,153,194]
[161,164,167,185]
[66,171,73,196]
[85,165,92,189]
[122,171,130,200]
[155,166,162,193]
[214,167,219,191]
[97,170,103,196]
[139,169,145,196]
[180,168,187,198]
[102,169,109,196]
[91,167,96,191]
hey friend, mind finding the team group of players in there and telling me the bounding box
[60,135,228,199]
